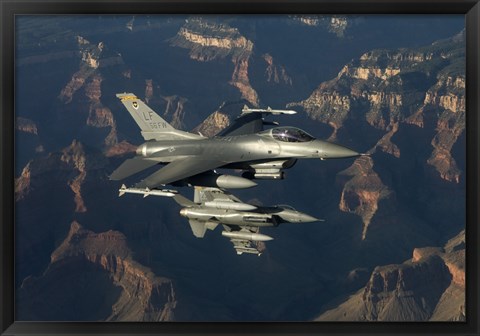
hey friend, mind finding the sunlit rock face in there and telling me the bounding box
[18,222,177,321]
[316,230,465,321]
[290,33,465,169]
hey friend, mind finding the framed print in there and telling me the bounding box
[1,1,479,335]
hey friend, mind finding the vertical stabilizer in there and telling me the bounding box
[116,93,202,141]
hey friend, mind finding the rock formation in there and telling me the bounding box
[170,18,253,62]
[16,117,38,135]
[337,156,393,240]
[315,230,465,321]
[262,53,293,85]
[15,140,106,208]
[18,221,177,321]
[170,18,260,106]
[289,32,465,185]
[192,110,230,137]
[290,15,349,37]
[287,31,465,245]
[56,37,121,149]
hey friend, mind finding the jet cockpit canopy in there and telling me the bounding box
[260,127,315,143]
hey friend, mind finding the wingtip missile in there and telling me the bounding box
[118,185,177,198]
[241,106,297,115]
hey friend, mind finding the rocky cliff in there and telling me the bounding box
[170,17,299,108]
[289,32,465,184]
[55,36,122,149]
[315,230,465,321]
[18,221,177,321]
[14,139,113,285]
[170,18,259,106]
[290,15,349,37]
[170,18,253,62]
[16,117,38,135]
[52,35,200,149]
[288,31,465,243]
[16,117,44,168]
[262,53,293,85]
[192,110,230,137]
[15,140,105,210]
[337,156,393,240]
[59,36,123,104]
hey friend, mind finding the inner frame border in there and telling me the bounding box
[1,1,478,335]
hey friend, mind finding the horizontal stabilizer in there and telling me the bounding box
[173,194,196,207]
[189,219,207,238]
[110,158,158,180]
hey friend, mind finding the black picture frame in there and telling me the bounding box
[1,1,479,335]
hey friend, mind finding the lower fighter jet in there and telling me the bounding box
[119,183,320,255]
[119,185,320,255]
[173,187,321,256]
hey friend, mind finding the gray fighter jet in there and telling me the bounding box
[110,93,362,189]
[175,187,321,256]
[118,185,320,255]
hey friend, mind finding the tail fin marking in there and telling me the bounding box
[116,93,203,141]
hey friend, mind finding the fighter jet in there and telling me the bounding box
[110,93,362,189]
[174,187,321,256]
[118,184,320,255]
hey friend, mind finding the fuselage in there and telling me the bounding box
[136,128,360,166]
[179,206,318,227]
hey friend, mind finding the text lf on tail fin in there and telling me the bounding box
[116,93,203,141]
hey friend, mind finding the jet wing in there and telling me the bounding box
[135,157,226,189]
[217,105,295,136]
[193,187,258,211]
[110,157,159,181]
[217,112,265,136]
[195,187,243,204]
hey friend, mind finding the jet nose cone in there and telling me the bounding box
[297,213,322,223]
[320,142,361,159]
